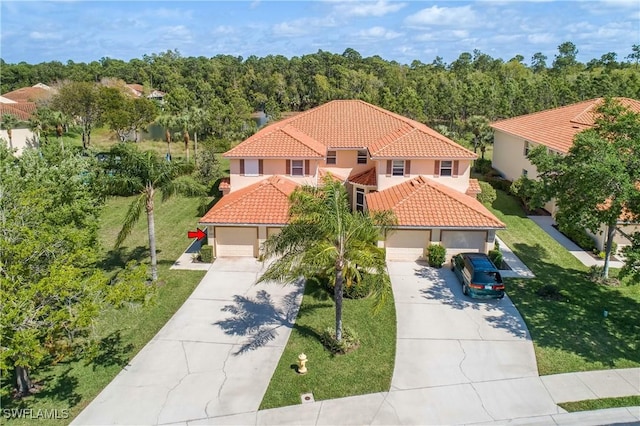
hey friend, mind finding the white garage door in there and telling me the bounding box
[386,230,430,261]
[441,230,486,257]
[216,227,257,257]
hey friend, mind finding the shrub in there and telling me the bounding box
[344,273,375,299]
[320,326,360,354]
[474,158,493,174]
[426,244,446,268]
[477,181,497,204]
[486,176,512,192]
[199,245,214,263]
[488,249,503,268]
[557,221,597,252]
[536,284,567,301]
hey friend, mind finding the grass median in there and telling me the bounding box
[486,190,640,375]
[260,278,396,409]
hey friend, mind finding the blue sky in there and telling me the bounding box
[1,1,638,66]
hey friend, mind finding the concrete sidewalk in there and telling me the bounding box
[528,216,625,268]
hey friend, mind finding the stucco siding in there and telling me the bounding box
[376,159,472,192]
[229,159,319,191]
[492,130,538,181]
[1,129,37,155]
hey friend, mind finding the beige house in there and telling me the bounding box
[491,97,640,253]
[200,100,504,260]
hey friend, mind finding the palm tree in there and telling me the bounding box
[188,107,208,166]
[1,113,19,150]
[466,115,493,159]
[258,177,396,342]
[156,114,176,160]
[111,144,206,281]
[51,111,68,151]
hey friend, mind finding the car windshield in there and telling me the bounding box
[473,271,502,284]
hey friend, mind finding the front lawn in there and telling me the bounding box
[487,190,640,375]
[559,395,640,412]
[2,195,207,425]
[260,278,396,409]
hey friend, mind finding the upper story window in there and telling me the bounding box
[392,160,405,176]
[327,150,337,165]
[357,150,368,164]
[291,160,304,176]
[522,169,528,177]
[440,160,453,177]
[244,159,259,176]
[524,141,530,156]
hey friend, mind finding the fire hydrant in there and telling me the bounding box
[297,353,308,375]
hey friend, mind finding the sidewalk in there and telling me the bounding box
[497,236,535,278]
[528,216,625,268]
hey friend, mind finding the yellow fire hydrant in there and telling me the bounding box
[297,353,308,375]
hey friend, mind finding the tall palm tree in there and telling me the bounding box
[1,113,19,150]
[111,144,206,281]
[51,110,68,151]
[188,106,208,166]
[258,177,395,342]
[156,114,176,160]
[466,115,492,159]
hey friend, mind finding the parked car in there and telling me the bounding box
[451,253,504,299]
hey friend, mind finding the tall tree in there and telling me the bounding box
[0,144,152,395]
[258,177,395,342]
[528,98,640,278]
[109,144,206,281]
[0,113,19,150]
[51,81,103,149]
[156,113,176,159]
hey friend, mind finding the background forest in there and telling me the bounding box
[2,42,639,143]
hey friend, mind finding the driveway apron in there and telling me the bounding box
[72,258,303,425]
[382,261,564,424]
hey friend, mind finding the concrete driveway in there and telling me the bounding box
[73,258,303,425]
[383,261,563,424]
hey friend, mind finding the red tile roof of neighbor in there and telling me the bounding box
[225,100,476,159]
[0,102,37,121]
[491,97,640,154]
[348,167,377,186]
[366,176,505,229]
[200,176,297,225]
[2,85,53,104]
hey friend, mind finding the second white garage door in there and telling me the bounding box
[216,227,258,257]
[385,230,430,261]
[441,230,486,256]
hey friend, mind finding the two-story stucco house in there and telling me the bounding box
[491,97,640,252]
[200,100,505,261]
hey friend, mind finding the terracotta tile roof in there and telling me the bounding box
[200,176,297,225]
[1,85,52,104]
[218,177,230,190]
[225,100,475,159]
[366,176,505,229]
[318,168,347,182]
[348,167,377,186]
[491,97,640,154]
[0,102,37,121]
[466,178,481,195]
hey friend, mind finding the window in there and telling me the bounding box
[244,159,259,176]
[392,160,404,176]
[327,150,337,165]
[440,160,453,177]
[291,160,304,176]
[355,188,365,212]
[357,150,368,164]
[522,169,528,177]
[524,141,530,156]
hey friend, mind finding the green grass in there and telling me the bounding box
[260,279,396,409]
[559,396,640,412]
[486,190,640,375]
[2,195,207,425]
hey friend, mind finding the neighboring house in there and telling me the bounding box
[491,97,640,252]
[0,84,52,154]
[200,100,505,261]
[125,84,165,104]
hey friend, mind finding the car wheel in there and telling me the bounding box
[462,283,468,296]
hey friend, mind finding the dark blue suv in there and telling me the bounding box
[451,253,504,299]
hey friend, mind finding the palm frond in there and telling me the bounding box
[114,193,146,248]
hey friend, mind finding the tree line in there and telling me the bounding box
[2,41,639,139]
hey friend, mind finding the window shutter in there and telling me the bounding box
[386,160,392,177]
[286,159,291,175]
[240,159,245,176]
[434,160,440,176]
[453,160,459,177]
[304,160,310,176]
[259,159,264,175]
[404,160,411,177]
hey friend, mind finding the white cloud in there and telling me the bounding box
[272,17,337,37]
[29,31,62,40]
[333,0,406,17]
[404,5,478,27]
[415,30,470,42]
[213,25,235,35]
[356,26,402,40]
[527,33,554,44]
